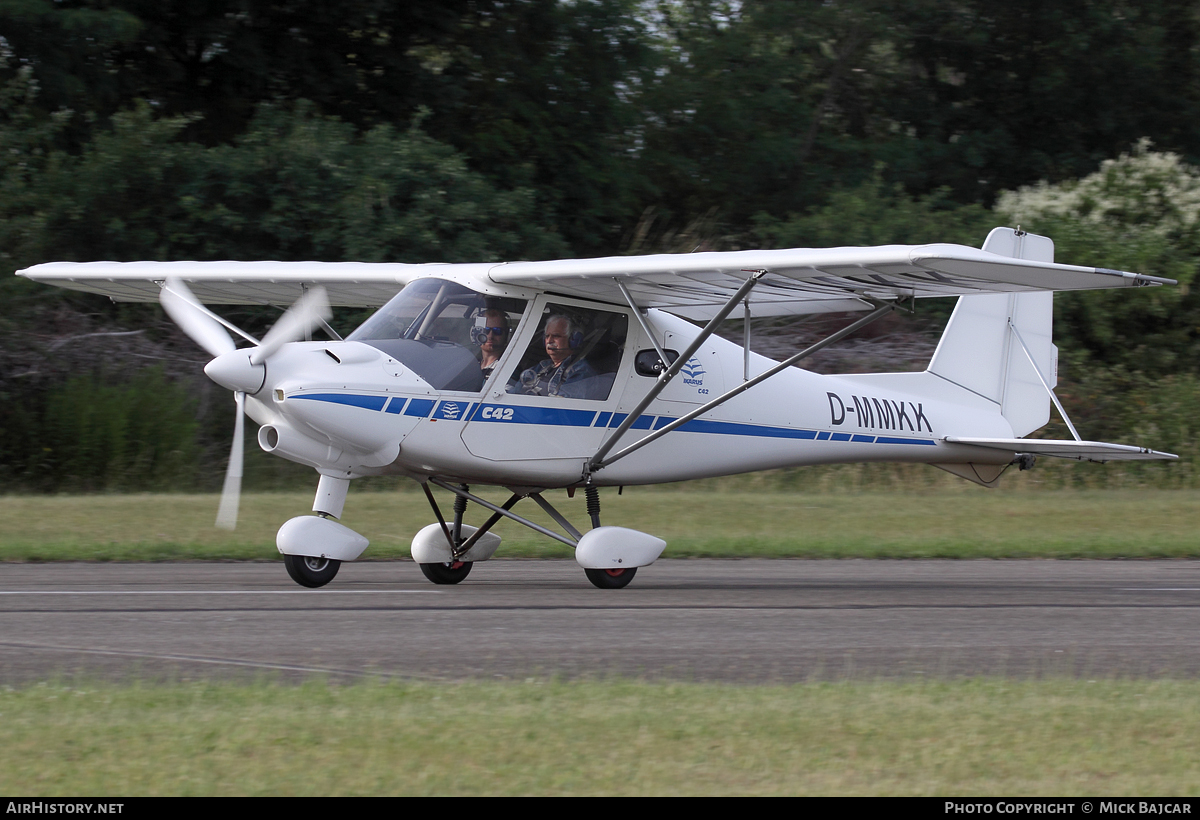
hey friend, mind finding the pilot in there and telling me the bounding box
[512,313,601,399]
[476,308,510,379]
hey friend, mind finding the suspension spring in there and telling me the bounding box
[452,484,469,548]
[585,485,601,530]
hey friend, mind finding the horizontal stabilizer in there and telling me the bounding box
[944,437,1177,463]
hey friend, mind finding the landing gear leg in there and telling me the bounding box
[579,486,636,589]
[452,484,468,546]
[279,476,355,589]
[417,483,474,585]
[585,485,602,530]
[418,478,656,589]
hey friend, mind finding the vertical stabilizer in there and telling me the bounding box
[927,228,1057,437]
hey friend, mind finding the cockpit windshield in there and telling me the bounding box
[348,280,527,392]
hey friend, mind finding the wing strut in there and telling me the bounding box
[617,279,673,372]
[591,270,770,476]
[588,298,903,475]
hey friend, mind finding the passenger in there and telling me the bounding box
[512,314,602,399]
[476,308,510,379]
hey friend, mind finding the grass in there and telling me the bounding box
[1,677,1197,796]
[1,488,1198,561]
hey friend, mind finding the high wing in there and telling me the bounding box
[15,260,492,307]
[488,243,1174,319]
[17,238,1172,316]
[944,437,1178,463]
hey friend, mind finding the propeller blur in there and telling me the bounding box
[159,277,330,529]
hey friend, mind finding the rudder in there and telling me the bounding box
[927,227,1056,437]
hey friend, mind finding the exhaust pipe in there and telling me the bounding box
[259,424,344,467]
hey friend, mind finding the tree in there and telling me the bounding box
[419,0,657,255]
[1,0,474,144]
[996,140,1200,376]
[883,0,1200,202]
[2,0,655,255]
[636,0,898,236]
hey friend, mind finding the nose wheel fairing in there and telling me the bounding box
[411,522,502,564]
[276,515,369,562]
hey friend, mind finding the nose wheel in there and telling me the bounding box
[283,554,341,588]
[584,567,637,589]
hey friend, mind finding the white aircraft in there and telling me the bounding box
[18,227,1177,589]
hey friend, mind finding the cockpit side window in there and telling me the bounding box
[506,304,627,401]
[348,280,527,392]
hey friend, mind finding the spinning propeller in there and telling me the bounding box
[159,278,331,529]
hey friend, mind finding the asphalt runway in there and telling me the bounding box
[2,559,1200,684]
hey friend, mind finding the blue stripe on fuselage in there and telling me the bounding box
[287,393,936,446]
[609,413,655,430]
[405,398,436,417]
[656,416,818,440]
[469,404,597,427]
[875,435,936,446]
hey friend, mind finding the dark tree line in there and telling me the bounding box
[9,0,1200,257]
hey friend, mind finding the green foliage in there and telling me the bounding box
[752,171,995,249]
[0,0,144,139]
[1031,365,1200,489]
[989,144,1200,491]
[996,141,1200,376]
[1,101,567,270]
[175,103,568,263]
[0,0,472,144]
[881,0,1200,202]
[9,0,1200,250]
[2,367,198,492]
[1,0,652,254]
[637,0,898,233]
[420,0,656,255]
[15,106,204,266]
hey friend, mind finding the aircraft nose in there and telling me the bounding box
[204,349,266,394]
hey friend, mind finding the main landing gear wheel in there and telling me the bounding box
[283,554,341,588]
[420,560,473,585]
[584,567,637,590]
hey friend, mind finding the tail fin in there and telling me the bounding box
[927,227,1057,437]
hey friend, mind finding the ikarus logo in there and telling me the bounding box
[437,402,462,420]
[681,358,706,386]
